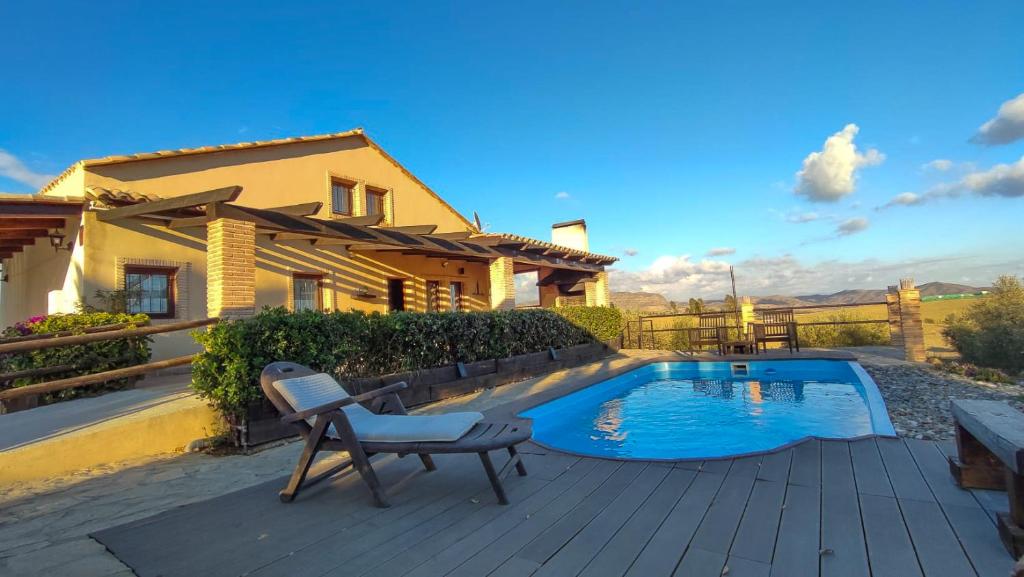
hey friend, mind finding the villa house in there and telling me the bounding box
[0,129,615,358]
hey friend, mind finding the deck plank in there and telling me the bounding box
[904,438,978,507]
[728,479,786,563]
[578,468,697,577]
[876,438,934,502]
[770,483,821,577]
[624,469,729,577]
[789,439,821,487]
[513,462,648,565]
[724,556,771,577]
[940,503,1015,577]
[689,456,761,554]
[850,438,894,497]
[532,464,672,577]
[820,440,869,577]
[757,449,793,482]
[357,458,603,577]
[672,547,727,577]
[444,463,618,577]
[859,493,923,577]
[898,498,978,577]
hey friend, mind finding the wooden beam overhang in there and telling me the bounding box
[0,218,67,230]
[264,201,322,216]
[428,231,473,240]
[331,214,384,226]
[96,186,242,222]
[0,230,47,239]
[0,203,82,217]
[373,224,438,235]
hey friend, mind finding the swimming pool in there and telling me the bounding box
[521,360,895,460]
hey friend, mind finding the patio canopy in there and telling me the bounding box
[91,186,617,272]
[0,194,84,259]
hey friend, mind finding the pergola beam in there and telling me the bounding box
[97,186,242,222]
[375,224,438,235]
[264,201,323,216]
[0,218,67,230]
[0,230,47,239]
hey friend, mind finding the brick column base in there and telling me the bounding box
[488,257,515,310]
[897,278,925,362]
[207,218,256,319]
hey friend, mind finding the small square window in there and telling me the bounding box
[292,273,323,312]
[331,179,354,216]
[124,266,176,319]
[366,187,387,218]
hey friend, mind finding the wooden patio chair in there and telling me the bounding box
[752,309,800,353]
[260,362,531,508]
[685,313,729,354]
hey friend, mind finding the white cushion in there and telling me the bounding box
[272,372,483,443]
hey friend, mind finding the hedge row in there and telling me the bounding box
[191,307,605,419]
[0,312,152,403]
[553,305,624,342]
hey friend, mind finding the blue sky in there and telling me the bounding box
[2,1,1023,299]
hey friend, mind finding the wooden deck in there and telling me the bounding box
[93,437,1016,577]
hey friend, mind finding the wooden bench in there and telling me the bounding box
[948,399,1024,557]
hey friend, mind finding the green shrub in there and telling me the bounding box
[553,306,624,342]
[796,311,889,348]
[191,307,597,419]
[0,312,152,403]
[944,276,1024,374]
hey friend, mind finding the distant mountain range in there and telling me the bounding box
[611,282,988,312]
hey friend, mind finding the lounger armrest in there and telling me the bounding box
[281,397,357,424]
[279,382,409,424]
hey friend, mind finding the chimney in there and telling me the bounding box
[551,219,588,252]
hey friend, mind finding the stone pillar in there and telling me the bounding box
[740,297,755,336]
[886,286,903,347]
[207,218,256,319]
[897,278,925,362]
[488,256,515,310]
[585,271,610,307]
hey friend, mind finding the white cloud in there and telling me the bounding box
[0,150,55,190]
[878,156,1024,209]
[972,92,1024,145]
[835,217,869,236]
[923,159,954,172]
[706,247,736,256]
[794,124,884,202]
[609,253,1022,301]
[623,248,638,257]
[554,191,570,200]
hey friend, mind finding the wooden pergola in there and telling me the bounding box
[94,186,617,273]
[0,195,84,260]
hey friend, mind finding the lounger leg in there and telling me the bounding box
[349,446,390,508]
[508,445,528,476]
[280,417,329,503]
[478,451,509,505]
[419,454,437,471]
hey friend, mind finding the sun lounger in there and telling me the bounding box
[261,362,531,507]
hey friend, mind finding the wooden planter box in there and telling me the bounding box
[240,341,612,447]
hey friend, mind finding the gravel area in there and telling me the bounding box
[861,358,1024,440]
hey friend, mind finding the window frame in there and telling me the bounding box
[291,272,324,312]
[329,177,355,217]
[449,281,464,312]
[123,265,177,319]
[365,186,388,219]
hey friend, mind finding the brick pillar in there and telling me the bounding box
[740,297,755,336]
[585,271,610,307]
[897,278,925,362]
[207,218,256,319]
[886,286,903,347]
[488,257,515,310]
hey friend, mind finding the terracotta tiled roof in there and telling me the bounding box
[37,129,475,230]
[84,185,163,207]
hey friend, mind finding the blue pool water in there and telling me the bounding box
[521,360,895,460]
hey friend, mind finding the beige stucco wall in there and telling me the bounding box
[82,136,473,232]
[5,135,501,359]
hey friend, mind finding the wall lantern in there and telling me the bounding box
[49,229,74,252]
